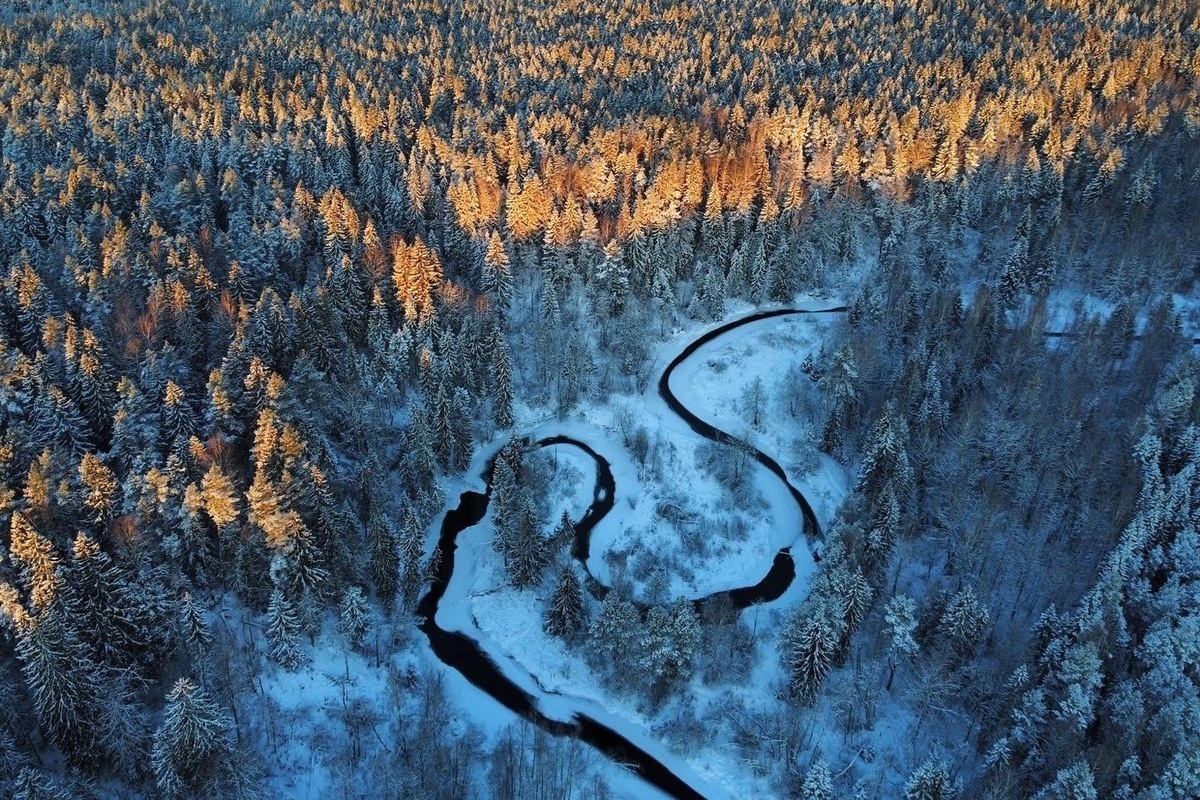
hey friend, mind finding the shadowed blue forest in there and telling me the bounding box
[0,0,1197,797]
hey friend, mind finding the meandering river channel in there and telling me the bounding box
[416,306,847,799]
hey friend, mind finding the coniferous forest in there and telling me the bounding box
[0,0,1198,797]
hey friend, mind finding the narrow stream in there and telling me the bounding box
[416,307,846,799]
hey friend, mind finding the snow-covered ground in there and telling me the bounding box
[667,310,851,527]
[537,442,596,526]
[990,286,1200,343]
[255,626,393,798]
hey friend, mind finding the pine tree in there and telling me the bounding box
[544,566,585,638]
[338,586,371,648]
[151,678,235,800]
[265,589,304,669]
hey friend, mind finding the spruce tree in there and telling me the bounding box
[2,594,110,759]
[800,757,834,800]
[490,334,516,430]
[937,586,989,660]
[69,533,174,673]
[588,594,640,681]
[398,504,426,608]
[551,511,575,548]
[903,757,957,800]
[151,678,234,800]
[12,768,73,800]
[544,566,585,638]
[265,589,304,669]
[781,599,845,703]
[855,401,913,504]
[368,513,400,607]
[818,345,860,456]
[179,591,213,654]
[507,498,548,589]
[1032,761,1098,800]
[338,587,371,648]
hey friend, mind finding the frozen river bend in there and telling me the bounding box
[417,306,847,799]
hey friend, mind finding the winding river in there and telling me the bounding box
[416,306,846,799]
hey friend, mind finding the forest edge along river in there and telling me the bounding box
[416,306,848,800]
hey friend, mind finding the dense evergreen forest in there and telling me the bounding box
[0,0,1197,796]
